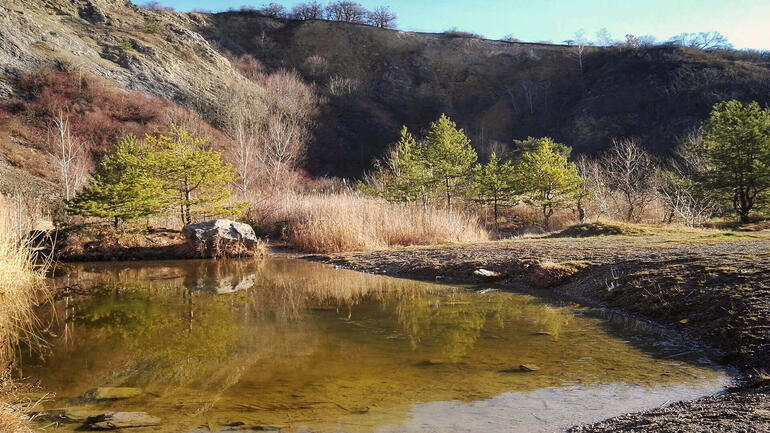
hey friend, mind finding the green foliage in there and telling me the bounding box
[146,126,240,225]
[471,153,518,223]
[364,115,477,210]
[509,136,572,162]
[70,126,242,228]
[422,114,478,210]
[144,16,161,34]
[382,126,433,204]
[68,135,166,228]
[696,100,770,223]
[516,138,582,229]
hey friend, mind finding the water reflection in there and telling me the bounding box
[24,259,731,433]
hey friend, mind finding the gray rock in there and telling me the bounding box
[474,268,501,278]
[84,412,160,429]
[182,219,260,258]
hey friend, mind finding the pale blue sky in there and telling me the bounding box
[137,0,770,50]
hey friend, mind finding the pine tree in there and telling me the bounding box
[68,135,165,229]
[516,138,582,229]
[147,126,239,226]
[472,153,518,225]
[697,100,770,223]
[422,114,477,212]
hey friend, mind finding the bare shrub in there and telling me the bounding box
[326,74,359,96]
[302,55,329,77]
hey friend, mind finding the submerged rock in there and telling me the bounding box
[182,219,260,258]
[84,412,160,430]
[519,364,541,372]
[84,387,142,400]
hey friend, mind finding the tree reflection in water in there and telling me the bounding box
[22,258,728,433]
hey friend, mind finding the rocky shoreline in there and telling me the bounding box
[316,233,770,432]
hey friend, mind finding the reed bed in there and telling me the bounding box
[276,193,489,253]
[0,195,49,432]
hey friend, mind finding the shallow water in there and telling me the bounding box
[24,258,731,432]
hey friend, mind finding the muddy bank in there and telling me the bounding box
[317,233,770,432]
[40,227,198,262]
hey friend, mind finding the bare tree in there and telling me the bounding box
[49,111,88,202]
[258,2,287,18]
[222,83,265,198]
[668,31,732,50]
[291,1,325,20]
[325,1,368,23]
[658,134,720,227]
[564,29,590,74]
[601,138,657,222]
[367,6,397,29]
[596,27,614,46]
[257,70,319,190]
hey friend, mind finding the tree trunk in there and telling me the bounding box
[184,188,192,225]
[577,198,585,224]
[493,197,499,226]
[113,216,119,230]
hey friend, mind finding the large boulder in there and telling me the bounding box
[182,219,260,258]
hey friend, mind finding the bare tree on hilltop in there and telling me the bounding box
[367,6,397,29]
[291,1,325,20]
[668,31,732,50]
[325,1,368,24]
[258,2,287,18]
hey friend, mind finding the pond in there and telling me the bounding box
[23,258,732,433]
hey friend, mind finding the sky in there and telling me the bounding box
[138,0,770,50]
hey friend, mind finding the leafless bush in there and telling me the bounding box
[326,74,359,96]
[601,138,658,222]
[658,136,721,227]
[302,55,329,77]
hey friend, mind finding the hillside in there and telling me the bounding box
[2,0,770,183]
[201,12,770,175]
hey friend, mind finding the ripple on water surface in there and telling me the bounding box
[24,258,732,433]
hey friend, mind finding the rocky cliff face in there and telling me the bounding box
[2,0,770,179]
[0,0,246,113]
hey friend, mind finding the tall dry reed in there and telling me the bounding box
[275,193,489,253]
[0,195,49,432]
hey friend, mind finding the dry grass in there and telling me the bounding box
[273,193,489,253]
[0,195,49,432]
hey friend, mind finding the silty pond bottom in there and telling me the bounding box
[22,258,733,432]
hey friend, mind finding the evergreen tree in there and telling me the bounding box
[697,100,770,223]
[516,138,582,229]
[147,126,239,226]
[472,153,518,225]
[68,135,165,229]
[422,114,477,212]
[385,126,433,205]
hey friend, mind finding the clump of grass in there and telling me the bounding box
[0,195,49,431]
[549,222,647,238]
[529,259,588,288]
[278,193,489,253]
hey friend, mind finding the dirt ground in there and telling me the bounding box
[317,229,770,432]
